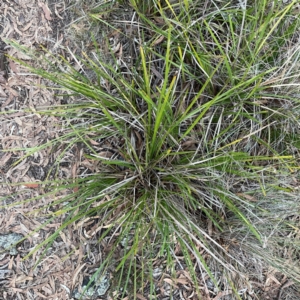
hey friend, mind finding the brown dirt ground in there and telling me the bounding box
[0,1,300,299]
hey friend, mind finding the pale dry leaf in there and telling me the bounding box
[23,19,35,32]
[152,35,165,46]
[38,2,52,21]
[72,263,86,287]
[13,50,32,61]
[6,86,19,97]
[136,294,147,300]
[13,22,23,37]
[89,139,100,145]
[163,278,178,288]
[266,274,281,286]
[9,60,19,74]
[0,152,12,167]
[236,193,258,202]
[35,291,48,299]
[117,43,123,58]
[176,278,190,285]
[113,42,121,53]
[54,4,64,19]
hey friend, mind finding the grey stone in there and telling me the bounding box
[73,272,110,299]
[0,233,23,259]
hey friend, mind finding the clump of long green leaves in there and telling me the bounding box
[4,0,300,298]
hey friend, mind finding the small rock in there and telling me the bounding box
[73,272,110,299]
[0,233,23,259]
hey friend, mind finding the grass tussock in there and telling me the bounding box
[3,0,300,298]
